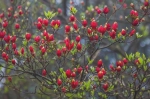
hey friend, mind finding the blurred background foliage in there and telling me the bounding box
[0,0,150,99]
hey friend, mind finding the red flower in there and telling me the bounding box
[109,64,115,71]
[116,66,121,72]
[37,17,43,23]
[96,8,101,14]
[98,25,106,35]
[29,46,34,53]
[65,25,71,33]
[58,8,62,14]
[90,20,97,30]
[129,29,136,36]
[4,35,11,43]
[77,67,83,74]
[47,34,54,42]
[36,22,42,30]
[41,47,46,55]
[103,6,109,14]
[2,52,7,59]
[66,41,74,51]
[25,33,31,41]
[65,69,72,78]
[15,23,20,29]
[62,47,67,54]
[57,78,62,86]
[73,22,78,30]
[61,87,66,93]
[144,1,149,6]
[87,28,92,35]
[0,30,6,39]
[97,59,103,67]
[134,59,140,65]
[123,58,128,64]
[103,82,109,91]
[69,15,76,22]
[71,79,78,89]
[75,35,81,42]
[94,34,99,40]
[19,9,23,15]
[76,42,82,51]
[82,19,87,27]
[42,18,49,26]
[121,29,126,36]
[71,72,76,77]
[56,49,62,57]
[130,10,138,18]
[34,35,41,43]
[97,71,104,79]
[50,20,61,29]
[42,69,47,76]
[8,76,12,82]
[109,30,116,39]
[12,43,17,50]
[12,59,16,65]
[20,47,25,55]
[2,21,8,28]
[96,66,100,73]
[11,35,17,43]
[132,18,139,26]
[116,60,124,67]
[14,50,20,56]
[105,23,111,31]
[112,22,118,31]
[0,13,4,19]
[101,68,106,75]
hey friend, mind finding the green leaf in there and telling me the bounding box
[87,5,93,12]
[128,53,134,61]
[70,48,77,55]
[91,90,95,96]
[108,85,114,92]
[142,54,146,60]
[98,92,107,99]
[4,87,8,93]
[70,7,78,14]
[125,53,129,60]
[51,13,57,18]
[44,11,57,19]
[80,12,85,20]
[122,65,126,70]
[62,71,67,79]
[23,40,27,46]
[59,68,63,73]
[90,66,95,72]
[143,65,147,71]
[135,52,140,58]
[66,93,72,97]
[87,56,94,65]
[77,92,83,98]
[136,33,143,38]
[6,65,14,74]
[146,58,150,63]
[138,57,143,65]
[143,30,148,36]
[87,56,90,62]
[47,81,52,85]
[89,59,94,65]
[85,80,91,90]
[143,78,147,82]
